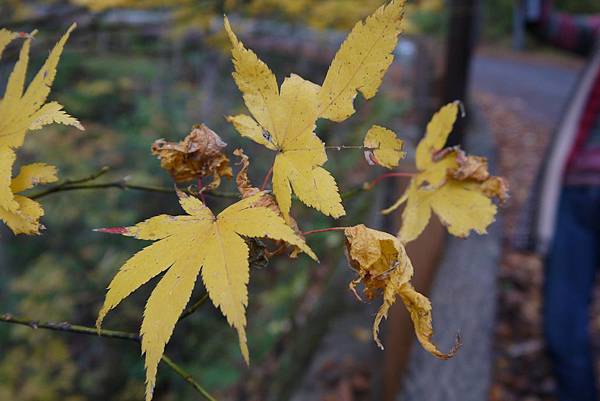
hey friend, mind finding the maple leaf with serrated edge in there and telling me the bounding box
[317,0,406,121]
[0,24,83,151]
[224,0,405,221]
[0,147,58,234]
[96,190,317,401]
[0,29,18,58]
[382,102,508,242]
[0,26,81,234]
[344,224,459,358]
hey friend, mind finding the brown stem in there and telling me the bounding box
[367,171,416,189]
[28,166,409,203]
[302,227,348,236]
[30,180,239,200]
[179,293,209,321]
[261,166,274,190]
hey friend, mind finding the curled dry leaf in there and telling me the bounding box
[383,102,510,242]
[481,176,510,204]
[448,147,489,181]
[449,147,510,203]
[363,125,405,169]
[344,224,459,359]
[233,148,305,258]
[151,124,233,188]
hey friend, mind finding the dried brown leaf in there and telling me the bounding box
[449,148,490,182]
[151,124,232,188]
[481,176,510,204]
[344,224,459,358]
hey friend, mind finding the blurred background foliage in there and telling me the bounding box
[0,1,413,399]
[3,0,597,400]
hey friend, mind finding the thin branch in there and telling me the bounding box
[366,171,416,189]
[30,178,239,200]
[28,167,414,203]
[302,227,348,236]
[179,293,209,321]
[29,166,111,199]
[260,166,274,190]
[340,185,367,200]
[0,313,139,340]
[161,355,217,401]
[324,145,365,150]
[0,313,216,401]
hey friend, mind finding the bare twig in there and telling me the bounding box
[29,166,111,199]
[179,293,209,321]
[161,355,216,401]
[260,166,274,190]
[0,313,216,401]
[0,313,139,340]
[28,165,411,203]
[29,168,239,200]
[365,171,416,189]
[302,227,348,236]
[324,145,365,150]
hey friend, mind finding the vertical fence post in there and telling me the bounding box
[442,0,477,146]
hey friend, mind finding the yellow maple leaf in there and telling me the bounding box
[224,1,405,220]
[0,29,18,57]
[344,224,458,358]
[318,0,405,121]
[96,190,317,401]
[383,102,507,242]
[363,125,405,168]
[0,24,83,151]
[0,25,82,234]
[0,147,58,234]
[224,19,344,221]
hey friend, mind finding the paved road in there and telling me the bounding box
[471,53,582,125]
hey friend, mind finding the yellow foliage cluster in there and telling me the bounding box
[383,102,508,242]
[2,2,508,401]
[71,0,392,30]
[0,25,83,235]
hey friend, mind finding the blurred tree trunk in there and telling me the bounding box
[442,0,477,146]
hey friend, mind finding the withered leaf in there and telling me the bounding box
[383,103,509,242]
[151,124,232,188]
[344,224,459,359]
